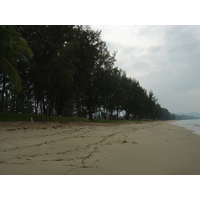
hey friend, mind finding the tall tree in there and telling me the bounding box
[0,25,33,112]
[0,25,32,91]
[72,26,116,120]
[0,25,164,121]
[15,25,75,120]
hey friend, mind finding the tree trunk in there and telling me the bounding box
[88,104,93,120]
[11,92,16,113]
[0,74,6,112]
[35,100,38,121]
[109,109,113,120]
[49,92,57,121]
[116,107,119,119]
[40,101,43,121]
[125,110,130,120]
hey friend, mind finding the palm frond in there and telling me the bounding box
[0,55,22,91]
[14,37,33,58]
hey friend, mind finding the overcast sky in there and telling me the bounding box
[91,25,200,114]
[3,1,199,114]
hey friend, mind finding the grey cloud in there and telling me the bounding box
[147,45,162,53]
[92,25,200,113]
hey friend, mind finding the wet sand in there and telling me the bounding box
[0,121,200,175]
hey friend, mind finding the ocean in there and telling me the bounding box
[172,119,200,136]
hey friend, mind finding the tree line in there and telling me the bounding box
[0,25,175,121]
[175,114,200,120]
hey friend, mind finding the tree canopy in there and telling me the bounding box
[0,25,174,121]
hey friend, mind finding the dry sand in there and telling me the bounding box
[0,120,200,175]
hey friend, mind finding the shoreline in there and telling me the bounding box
[171,119,200,136]
[0,121,200,175]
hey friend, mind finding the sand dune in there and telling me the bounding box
[0,121,200,175]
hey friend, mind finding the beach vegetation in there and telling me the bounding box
[0,25,174,122]
[0,26,33,112]
[0,112,144,124]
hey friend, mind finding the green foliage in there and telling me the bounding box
[0,112,35,122]
[93,119,143,124]
[0,112,85,122]
[0,25,173,121]
[0,25,33,91]
[160,108,174,120]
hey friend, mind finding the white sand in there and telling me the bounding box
[0,121,200,175]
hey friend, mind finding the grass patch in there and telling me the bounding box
[0,113,79,122]
[0,113,143,124]
[0,113,35,122]
[92,119,143,124]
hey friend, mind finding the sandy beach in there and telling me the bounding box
[0,120,200,175]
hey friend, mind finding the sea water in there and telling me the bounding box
[172,119,200,136]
